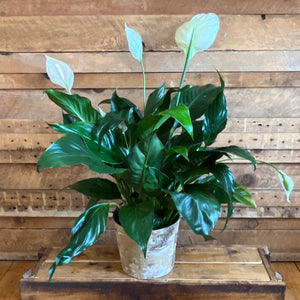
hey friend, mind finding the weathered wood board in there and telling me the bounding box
[0,0,299,261]
[19,245,286,300]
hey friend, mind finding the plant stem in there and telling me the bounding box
[175,29,195,106]
[140,60,146,112]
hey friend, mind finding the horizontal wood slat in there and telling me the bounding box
[1,0,299,16]
[1,51,299,73]
[0,163,298,190]
[1,88,299,119]
[0,15,299,52]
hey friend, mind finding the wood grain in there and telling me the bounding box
[1,51,299,73]
[0,15,299,52]
[1,0,299,16]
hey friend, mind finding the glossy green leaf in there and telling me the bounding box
[127,134,164,191]
[202,91,227,146]
[49,203,110,280]
[49,122,95,141]
[144,84,166,117]
[45,56,74,94]
[165,146,189,162]
[175,85,221,120]
[119,200,154,256]
[210,163,234,196]
[69,178,121,200]
[45,90,100,123]
[170,190,220,236]
[215,145,257,169]
[232,182,257,208]
[37,133,125,174]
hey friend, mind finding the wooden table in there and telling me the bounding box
[20,245,285,299]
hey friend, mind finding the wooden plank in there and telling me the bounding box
[0,15,299,52]
[0,261,36,299]
[0,163,298,190]
[1,132,299,150]
[1,51,299,73]
[1,88,299,119]
[0,72,299,90]
[1,0,299,16]
[1,149,300,164]
[2,217,300,231]
[271,262,300,300]
[1,118,299,134]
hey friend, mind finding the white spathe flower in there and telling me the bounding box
[175,13,220,59]
[45,55,74,94]
[278,170,294,203]
[125,24,143,62]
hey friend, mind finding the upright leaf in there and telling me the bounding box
[45,56,74,94]
[49,203,110,280]
[144,84,166,117]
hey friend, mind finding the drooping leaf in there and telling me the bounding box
[232,182,257,208]
[210,163,234,197]
[119,200,154,256]
[45,55,74,94]
[215,145,257,169]
[49,203,110,280]
[69,178,121,200]
[37,134,125,175]
[125,24,143,62]
[170,190,220,236]
[44,90,101,123]
[202,91,227,146]
[278,170,294,203]
[175,13,220,59]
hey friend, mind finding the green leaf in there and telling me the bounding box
[49,122,95,141]
[175,85,221,120]
[119,200,154,256]
[49,203,110,280]
[127,134,164,192]
[210,163,234,197]
[215,146,257,169]
[144,83,166,117]
[232,182,257,209]
[69,178,121,200]
[202,91,227,146]
[278,170,294,203]
[170,190,220,236]
[45,90,101,123]
[125,24,143,62]
[165,146,189,162]
[37,134,125,175]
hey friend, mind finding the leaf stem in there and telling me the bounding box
[140,60,146,112]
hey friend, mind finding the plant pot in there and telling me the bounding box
[114,216,180,279]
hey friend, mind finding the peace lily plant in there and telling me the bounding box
[37,13,293,280]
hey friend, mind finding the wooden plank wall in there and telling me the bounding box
[0,0,299,260]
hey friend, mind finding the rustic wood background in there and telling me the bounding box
[0,0,299,260]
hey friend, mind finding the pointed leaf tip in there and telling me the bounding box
[125,24,143,62]
[278,170,294,203]
[45,55,74,94]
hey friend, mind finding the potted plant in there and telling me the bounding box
[37,13,293,280]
